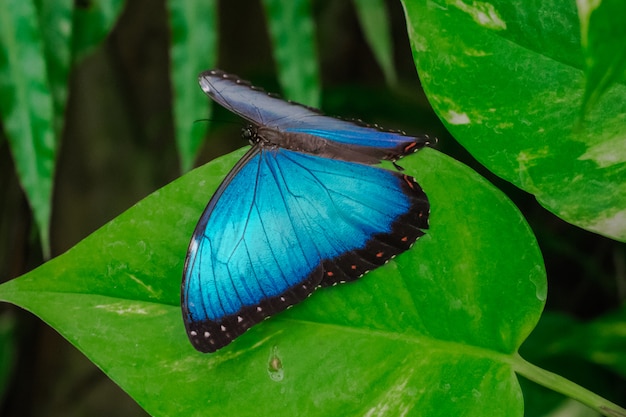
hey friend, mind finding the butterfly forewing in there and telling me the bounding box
[199,70,434,163]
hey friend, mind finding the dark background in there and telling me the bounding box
[1,0,624,415]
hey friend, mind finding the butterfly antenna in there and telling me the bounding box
[392,161,405,171]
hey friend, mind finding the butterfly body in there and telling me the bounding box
[182,70,432,353]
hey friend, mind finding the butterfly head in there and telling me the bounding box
[242,125,280,149]
[241,125,258,146]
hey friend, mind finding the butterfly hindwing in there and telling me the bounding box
[182,148,429,352]
[321,173,428,286]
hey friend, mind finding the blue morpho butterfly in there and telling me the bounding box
[182,69,433,353]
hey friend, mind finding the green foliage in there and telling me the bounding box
[352,0,397,85]
[71,0,125,61]
[1,0,625,416]
[403,0,626,242]
[167,0,218,173]
[260,0,321,107]
[578,0,626,115]
[0,0,125,257]
[0,0,58,258]
[522,307,626,380]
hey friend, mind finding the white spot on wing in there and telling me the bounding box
[199,77,213,95]
[188,238,199,255]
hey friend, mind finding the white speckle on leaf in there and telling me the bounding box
[410,31,428,53]
[363,370,414,417]
[515,147,550,190]
[128,273,160,298]
[94,303,150,315]
[578,136,626,168]
[464,48,491,57]
[450,298,463,310]
[446,111,471,125]
[583,208,626,239]
[453,0,507,30]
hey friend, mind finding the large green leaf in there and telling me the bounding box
[0,147,550,416]
[261,0,321,106]
[167,0,218,172]
[0,0,56,257]
[403,0,626,241]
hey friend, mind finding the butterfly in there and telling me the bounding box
[182,70,433,353]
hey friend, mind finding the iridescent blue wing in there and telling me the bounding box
[182,148,429,353]
[199,70,434,163]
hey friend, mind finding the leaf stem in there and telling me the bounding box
[512,353,626,417]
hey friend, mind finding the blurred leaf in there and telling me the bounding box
[545,400,604,417]
[261,0,321,106]
[0,0,56,257]
[520,312,580,363]
[167,0,218,173]
[0,147,547,416]
[403,0,626,241]
[352,0,397,85]
[567,305,626,379]
[0,313,16,403]
[520,313,605,416]
[71,0,125,62]
[35,0,73,137]
[577,0,626,115]
[520,308,626,415]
